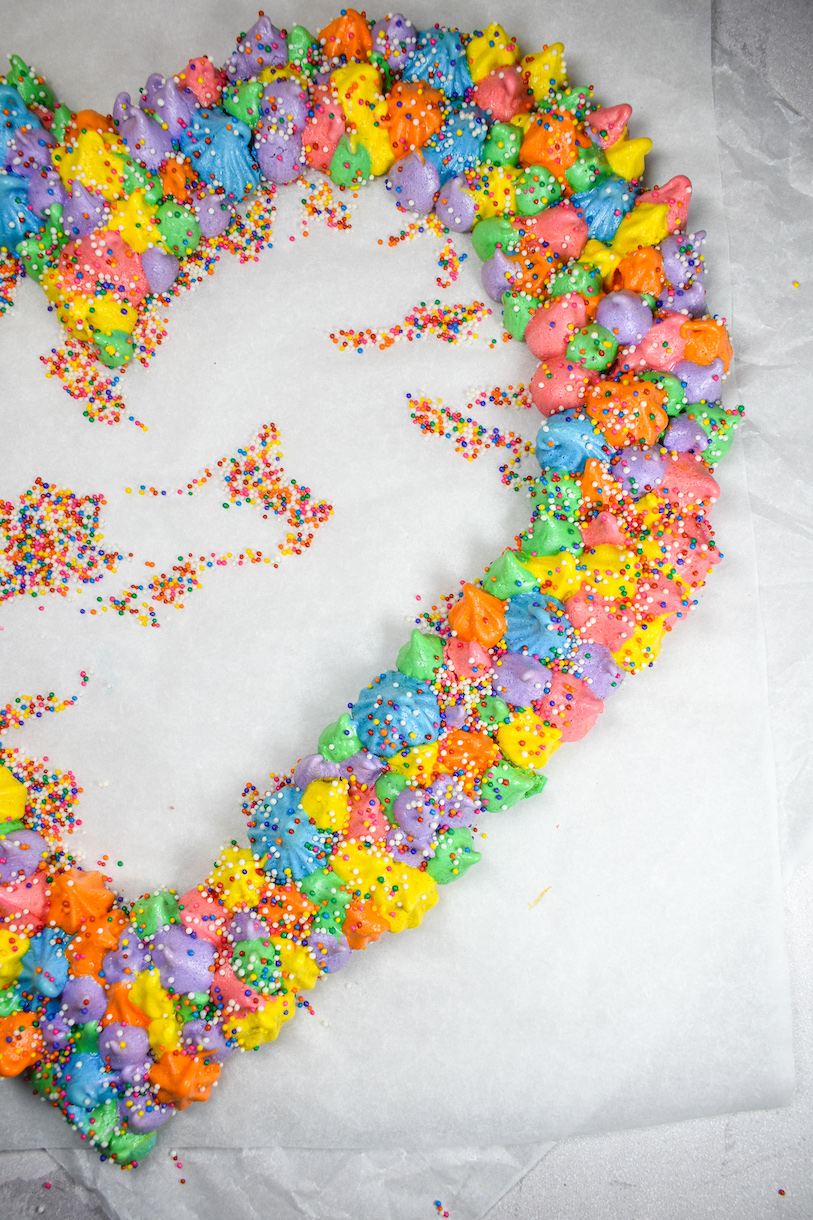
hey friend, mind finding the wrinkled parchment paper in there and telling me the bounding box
[0,0,805,1215]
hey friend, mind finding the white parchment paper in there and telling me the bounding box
[713,36,813,883]
[0,0,797,1212]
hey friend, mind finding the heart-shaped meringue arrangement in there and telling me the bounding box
[0,8,740,1167]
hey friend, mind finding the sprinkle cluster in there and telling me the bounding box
[0,255,21,314]
[378,213,466,286]
[436,233,465,287]
[300,178,356,231]
[408,393,537,488]
[0,747,83,855]
[222,423,333,547]
[41,345,144,430]
[0,678,88,734]
[469,383,533,411]
[0,421,332,624]
[330,299,490,351]
[110,423,334,625]
[0,480,120,602]
[109,549,275,627]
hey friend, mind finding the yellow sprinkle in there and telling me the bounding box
[528,886,552,910]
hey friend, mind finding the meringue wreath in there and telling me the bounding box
[0,9,739,1165]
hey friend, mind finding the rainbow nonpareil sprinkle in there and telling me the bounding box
[407,394,537,488]
[330,299,490,351]
[0,481,120,602]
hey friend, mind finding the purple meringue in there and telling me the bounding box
[292,753,341,789]
[0,829,48,883]
[41,1008,72,1049]
[492,652,550,707]
[181,1018,234,1062]
[226,15,287,81]
[113,92,174,170]
[386,825,430,864]
[595,289,653,344]
[569,641,624,700]
[681,279,707,317]
[141,73,196,138]
[443,703,468,730]
[101,932,149,986]
[141,246,180,295]
[226,911,270,943]
[253,123,304,184]
[385,151,439,213]
[118,1096,175,1133]
[260,79,309,131]
[672,356,724,404]
[63,182,107,238]
[482,247,515,301]
[61,975,108,1024]
[609,445,667,497]
[98,1023,150,1069]
[662,414,709,453]
[338,750,385,785]
[371,14,418,69]
[425,776,478,828]
[660,278,707,318]
[433,174,477,231]
[391,786,440,851]
[305,931,352,974]
[5,125,56,176]
[659,230,705,289]
[657,231,707,315]
[192,190,234,238]
[118,1058,153,1087]
[26,168,67,217]
[148,925,216,994]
